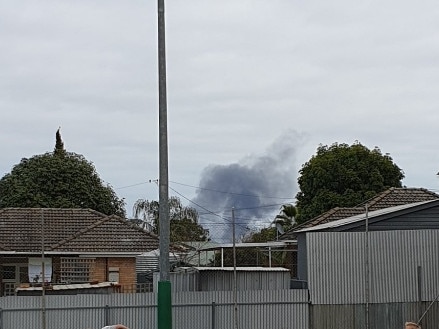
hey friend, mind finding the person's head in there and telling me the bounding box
[405,322,420,329]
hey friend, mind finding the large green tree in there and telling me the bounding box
[295,142,404,223]
[133,196,209,242]
[0,130,126,217]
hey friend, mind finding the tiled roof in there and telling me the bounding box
[280,187,439,240]
[295,200,438,233]
[280,207,364,240]
[361,187,439,211]
[294,207,364,230]
[0,208,159,253]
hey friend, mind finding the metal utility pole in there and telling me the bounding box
[157,0,172,328]
[41,209,47,329]
[232,208,238,329]
[365,204,369,329]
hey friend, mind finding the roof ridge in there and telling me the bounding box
[297,198,439,233]
[0,208,160,253]
[50,215,160,250]
[286,207,344,233]
[362,187,394,207]
[358,187,439,208]
[50,214,113,250]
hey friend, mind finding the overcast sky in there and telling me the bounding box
[2,0,439,241]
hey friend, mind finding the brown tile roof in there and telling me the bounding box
[280,187,439,240]
[0,208,159,254]
[291,207,364,232]
[361,187,439,211]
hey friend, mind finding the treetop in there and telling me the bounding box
[54,127,66,156]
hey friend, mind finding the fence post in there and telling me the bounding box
[211,302,216,329]
[105,304,110,325]
[417,266,422,321]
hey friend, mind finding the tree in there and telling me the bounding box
[212,205,297,267]
[274,203,297,229]
[133,196,209,242]
[0,130,126,217]
[243,204,297,243]
[243,226,277,243]
[295,142,404,223]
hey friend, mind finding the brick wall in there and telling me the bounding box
[0,256,138,295]
[92,257,136,288]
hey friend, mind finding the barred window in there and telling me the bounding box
[60,258,95,283]
[2,266,16,280]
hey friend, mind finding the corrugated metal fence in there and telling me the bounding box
[2,291,439,328]
[0,289,309,329]
[311,302,439,329]
[304,230,439,328]
[307,230,439,304]
[4,230,439,328]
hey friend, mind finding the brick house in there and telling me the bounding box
[0,208,161,296]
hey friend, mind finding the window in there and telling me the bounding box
[108,267,119,283]
[60,258,95,283]
[2,266,16,280]
[2,265,28,296]
[28,258,52,283]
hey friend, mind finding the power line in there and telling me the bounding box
[197,222,268,226]
[196,203,287,218]
[115,179,295,201]
[127,181,283,231]
[229,203,287,211]
[169,186,279,229]
[169,186,250,231]
[115,181,150,189]
[170,180,294,200]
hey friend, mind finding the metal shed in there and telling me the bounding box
[154,266,291,292]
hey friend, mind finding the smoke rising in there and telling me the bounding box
[192,130,302,242]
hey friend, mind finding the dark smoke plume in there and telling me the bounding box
[192,130,302,242]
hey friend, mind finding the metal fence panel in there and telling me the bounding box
[3,291,439,329]
[0,293,158,329]
[0,289,309,329]
[307,232,366,304]
[307,230,439,304]
[311,302,439,329]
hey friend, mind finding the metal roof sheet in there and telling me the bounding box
[281,187,439,239]
[296,200,437,232]
[175,266,290,272]
[16,281,117,292]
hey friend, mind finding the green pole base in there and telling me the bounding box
[158,280,172,329]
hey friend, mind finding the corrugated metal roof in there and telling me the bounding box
[195,241,296,251]
[281,187,439,239]
[296,200,436,232]
[16,281,117,292]
[176,266,290,272]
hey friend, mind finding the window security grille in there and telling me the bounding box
[60,258,95,283]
